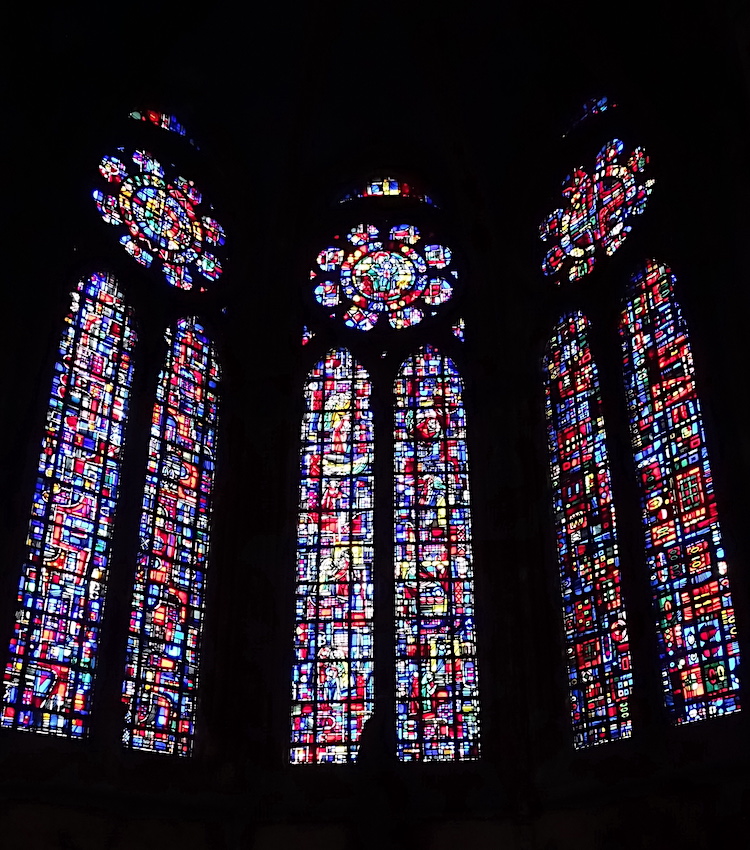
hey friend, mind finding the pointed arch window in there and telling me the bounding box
[291,349,375,764]
[2,111,226,754]
[394,345,480,760]
[620,260,740,722]
[122,318,221,755]
[540,102,741,743]
[2,273,136,736]
[292,177,481,763]
[543,312,633,747]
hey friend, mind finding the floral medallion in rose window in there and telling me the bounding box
[93,149,226,292]
[311,223,456,331]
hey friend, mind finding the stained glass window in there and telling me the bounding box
[540,139,655,283]
[311,224,456,331]
[2,273,136,737]
[620,260,741,723]
[94,149,226,291]
[291,349,375,764]
[393,345,480,761]
[122,318,220,755]
[544,312,633,747]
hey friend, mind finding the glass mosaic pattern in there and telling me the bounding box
[393,345,480,760]
[122,318,220,755]
[311,223,456,331]
[94,149,225,291]
[2,273,136,737]
[291,349,375,763]
[620,260,741,723]
[544,312,633,747]
[540,139,655,283]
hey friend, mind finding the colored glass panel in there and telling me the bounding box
[620,260,741,723]
[129,110,198,146]
[122,318,220,755]
[291,349,375,764]
[544,312,633,747]
[340,176,435,206]
[540,139,655,283]
[311,224,456,331]
[394,345,480,761]
[94,149,225,291]
[2,273,136,737]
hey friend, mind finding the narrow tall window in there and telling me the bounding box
[544,312,633,747]
[2,273,136,737]
[291,349,375,764]
[394,345,480,761]
[122,318,220,755]
[620,260,741,723]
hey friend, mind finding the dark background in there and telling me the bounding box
[1,3,749,847]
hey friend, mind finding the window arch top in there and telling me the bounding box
[540,138,655,283]
[339,176,436,206]
[128,110,198,147]
[94,148,226,292]
[311,222,456,332]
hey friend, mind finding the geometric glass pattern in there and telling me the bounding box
[1,273,136,737]
[128,110,197,146]
[94,149,226,292]
[311,224,456,331]
[340,176,436,206]
[544,312,633,747]
[540,139,655,283]
[122,318,221,755]
[291,349,375,764]
[620,259,741,723]
[393,345,481,761]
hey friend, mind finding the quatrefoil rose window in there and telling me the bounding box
[540,138,655,283]
[94,150,226,291]
[311,223,456,331]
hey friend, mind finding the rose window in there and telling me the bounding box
[311,223,456,331]
[94,150,226,292]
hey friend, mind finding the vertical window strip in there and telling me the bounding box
[291,349,375,764]
[544,312,633,747]
[621,260,741,723]
[394,345,480,761]
[2,273,136,737]
[122,318,220,755]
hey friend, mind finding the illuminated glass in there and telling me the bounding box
[122,318,220,755]
[394,345,480,761]
[311,224,456,331]
[2,273,136,737]
[540,139,655,283]
[564,97,616,136]
[340,176,435,206]
[544,313,633,747]
[620,260,741,723]
[128,110,197,146]
[291,349,375,764]
[451,319,465,342]
[94,149,226,291]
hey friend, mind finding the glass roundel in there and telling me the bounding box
[94,149,226,291]
[311,223,456,331]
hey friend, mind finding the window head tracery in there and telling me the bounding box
[311,222,456,331]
